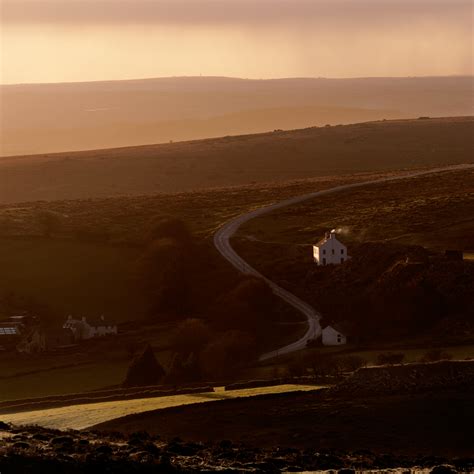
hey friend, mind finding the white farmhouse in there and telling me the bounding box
[64,315,117,340]
[322,325,347,346]
[313,229,348,266]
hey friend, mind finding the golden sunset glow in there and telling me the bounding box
[1,0,472,84]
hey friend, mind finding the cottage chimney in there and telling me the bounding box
[329,229,336,239]
[100,315,104,321]
[81,316,86,322]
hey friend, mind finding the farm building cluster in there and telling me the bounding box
[0,314,117,353]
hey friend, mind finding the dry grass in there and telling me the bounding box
[0,384,324,430]
[0,117,472,203]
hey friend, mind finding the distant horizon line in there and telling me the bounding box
[2,74,472,87]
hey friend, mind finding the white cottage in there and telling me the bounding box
[322,325,347,346]
[64,315,117,340]
[313,230,348,266]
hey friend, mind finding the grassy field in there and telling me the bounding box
[0,384,325,430]
[0,117,472,203]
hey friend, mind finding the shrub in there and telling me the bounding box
[164,352,202,384]
[337,355,367,372]
[123,345,165,387]
[173,318,212,355]
[376,352,405,365]
[213,276,275,332]
[308,355,340,376]
[420,349,453,363]
[199,331,257,378]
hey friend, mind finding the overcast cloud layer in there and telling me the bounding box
[1,0,472,83]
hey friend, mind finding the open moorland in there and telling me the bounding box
[0,117,473,202]
[2,76,472,156]
[234,168,474,346]
[0,120,472,425]
[0,167,473,403]
[0,171,402,401]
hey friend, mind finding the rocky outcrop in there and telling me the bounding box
[0,423,472,473]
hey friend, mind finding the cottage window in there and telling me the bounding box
[341,249,344,254]
[332,249,335,255]
[323,249,326,255]
[322,258,327,265]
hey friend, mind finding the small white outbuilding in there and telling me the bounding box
[64,315,117,340]
[313,229,348,266]
[322,325,347,346]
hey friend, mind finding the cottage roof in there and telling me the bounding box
[314,230,345,248]
[323,321,351,336]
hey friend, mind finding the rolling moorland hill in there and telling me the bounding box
[0,116,473,203]
[1,75,472,156]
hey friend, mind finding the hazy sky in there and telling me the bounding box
[1,0,472,84]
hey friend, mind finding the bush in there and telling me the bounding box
[164,352,202,384]
[337,355,367,372]
[308,355,340,376]
[213,276,275,332]
[173,318,212,355]
[199,331,257,378]
[420,349,453,363]
[376,352,405,365]
[123,345,165,387]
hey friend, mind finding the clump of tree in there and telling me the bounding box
[291,353,367,377]
[123,344,165,387]
[376,352,405,366]
[138,237,192,315]
[199,330,257,379]
[173,318,212,355]
[212,276,276,333]
[420,349,453,363]
[164,352,202,385]
[163,319,213,384]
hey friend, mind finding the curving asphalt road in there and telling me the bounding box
[213,164,474,361]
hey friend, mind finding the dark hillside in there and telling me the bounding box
[0,117,472,203]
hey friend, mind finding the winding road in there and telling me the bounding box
[213,164,474,361]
